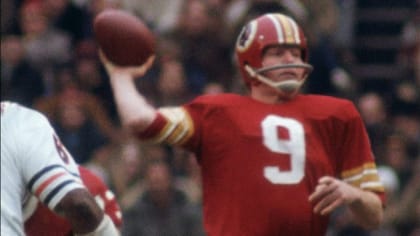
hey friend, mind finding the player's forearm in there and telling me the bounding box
[109,72,157,133]
[348,189,383,229]
[55,189,104,233]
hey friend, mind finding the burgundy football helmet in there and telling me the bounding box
[235,13,313,94]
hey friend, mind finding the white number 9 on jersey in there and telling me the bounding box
[262,115,305,184]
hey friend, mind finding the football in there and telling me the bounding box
[93,9,155,66]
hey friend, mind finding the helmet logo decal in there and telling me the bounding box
[236,21,257,52]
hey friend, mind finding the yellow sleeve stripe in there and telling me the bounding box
[145,115,177,144]
[341,162,385,192]
[341,162,377,178]
[157,107,194,146]
[342,169,378,182]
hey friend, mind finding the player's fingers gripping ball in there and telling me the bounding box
[99,49,155,78]
[94,9,156,66]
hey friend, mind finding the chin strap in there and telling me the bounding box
[245,63,313,95]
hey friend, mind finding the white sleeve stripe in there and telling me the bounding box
[36,173,83,200]
[342,169,378,182]
[360,182,384,189]
[170,125,189,144]
[45,182,86,209]
[155,122,177,143]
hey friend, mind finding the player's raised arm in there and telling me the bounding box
[94,10,158,135]
[100,52,157,134]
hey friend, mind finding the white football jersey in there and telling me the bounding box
[1,102,85,236]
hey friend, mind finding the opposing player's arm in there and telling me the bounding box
[54,189,107,235]
[19,108,119,236]
[100,51,157,134]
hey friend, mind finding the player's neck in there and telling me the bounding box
[250,87,287,104]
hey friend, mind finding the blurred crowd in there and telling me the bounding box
[1,0,419,235]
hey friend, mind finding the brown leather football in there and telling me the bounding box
[93,9,155,66]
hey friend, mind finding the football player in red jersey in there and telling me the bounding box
[24,166,122,236]
[100,13,385,236]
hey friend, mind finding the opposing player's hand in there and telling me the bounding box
[308,176,361,215]
[99,49,155,79]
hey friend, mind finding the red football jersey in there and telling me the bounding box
[136,94,385,236]
[24,166,122,236]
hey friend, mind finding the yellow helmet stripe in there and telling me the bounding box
[286,16,301,44]
[276,14,298,44]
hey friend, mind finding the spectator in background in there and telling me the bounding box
[299,0,354,97]
[1,35,44,107]
[357,92,391,161]
[390,94,420,162]
[155,52,193,106]
[34,62,122,146]
[224,0,296,35]
[108,140,148,209]
[18,0,72,95]
[82,0,123,39]
[122,0,183,35]
[399,5,420,86]
[169,0,234,92]
[53,99,108,164]
[122,160,205,236]
[74,39,119,122]
[40,0,90,45]
[1,0,20,35]
[111,143,181,211]
[382,133,414,192]
[173,151,203,206]
[377,159,420,236]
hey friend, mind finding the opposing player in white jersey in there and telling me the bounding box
[0,101,119,236]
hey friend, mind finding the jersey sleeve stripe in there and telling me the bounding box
[341,162,377,178]
[361,182,385,189]
[34,172,66,197]
[344,174,382,188]
[165,114,193,145]
[45,181,86,209]
[341,169,378,182]
[27,165,66,190]
[172,112,194,145]
[159,107,194,145]
[43,180,79,206]
[341,162,385,192]
[28,165,81,192]
[135,107,194,146]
